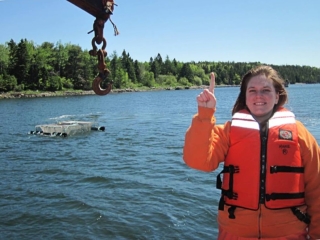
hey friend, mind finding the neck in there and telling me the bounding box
[252,111,274,124]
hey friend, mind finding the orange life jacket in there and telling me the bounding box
[217,108,305,211]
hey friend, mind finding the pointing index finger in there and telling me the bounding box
[209,72,215,93]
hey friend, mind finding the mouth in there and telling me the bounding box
[254,102,266,106]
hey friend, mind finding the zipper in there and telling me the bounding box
[258,207,262,239]
[259,123,268,204]
[258,122,268,238]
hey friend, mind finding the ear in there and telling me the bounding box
[275,92,280,104]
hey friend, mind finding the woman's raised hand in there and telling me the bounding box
[196,72,217,109]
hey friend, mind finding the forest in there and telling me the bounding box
[0,39,320,92]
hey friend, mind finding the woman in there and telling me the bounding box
[183,65,320,239]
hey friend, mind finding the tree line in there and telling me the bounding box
[0,39,320,92]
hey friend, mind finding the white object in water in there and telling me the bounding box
[29,121,105,137]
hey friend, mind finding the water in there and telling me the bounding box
[0,84,319,240]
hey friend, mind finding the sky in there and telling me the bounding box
[0,0,319,67]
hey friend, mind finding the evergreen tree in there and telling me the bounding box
[7,39,18,78]
[0,44,9,75]
[15,39,35,88]
[151,59,161,79]
[179,63,194,83]
[64,44,83,89]
[1,38,320,92]
[134,60,142,83]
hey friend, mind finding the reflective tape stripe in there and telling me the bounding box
[273,111,295,118]
[232,112,255,121]
[269,116,295,128]
[232,110,296,129]
[231,119,260,130]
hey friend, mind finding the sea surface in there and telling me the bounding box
[1,84,319,240]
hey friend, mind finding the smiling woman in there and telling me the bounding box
[246,75,280,123]
[183,65,320,239]
[232,65,288,123]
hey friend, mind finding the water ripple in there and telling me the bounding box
[1,85,319,239]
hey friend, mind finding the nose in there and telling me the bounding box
[256,91,264,97]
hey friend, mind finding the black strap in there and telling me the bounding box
[216,164,239,215]
[218,196,225,211]
[270,165,304,174]
[218,197,237,220]
[224,165,240,174]
[216,165,239,191]
[221,189,238,200]
[216,171,223,189]
[228,206,236,219]
[291,207,311,224]
[217,165,239,218]
[265,192,304,201]
[216,165,239,188]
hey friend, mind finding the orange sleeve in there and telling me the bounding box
[297,121,320,239]
[183,106,230,172]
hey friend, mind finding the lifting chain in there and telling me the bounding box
[88,0,119,95]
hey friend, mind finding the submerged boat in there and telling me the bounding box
[29,121,105,137]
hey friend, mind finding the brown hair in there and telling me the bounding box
[232,65,288,115]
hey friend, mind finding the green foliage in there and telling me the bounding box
[0,74,17,91]
[14,84,25,92]
[0,38,319,93]
[142,71,155,87]
[46,75,62,91]
[113,68,128,89]
[178,77,191,86]
[61,77,74,89]
[0,44,9,75]
[193,76,202,86]
[179,63,194,82]
[150,59,161,79]
[234,73,241,85]
[164,75,177,86]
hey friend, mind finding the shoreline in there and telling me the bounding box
[0,85,239,100]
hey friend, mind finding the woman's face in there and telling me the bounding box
[246,74,279,123]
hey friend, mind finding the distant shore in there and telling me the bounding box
[0,85,239,100]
